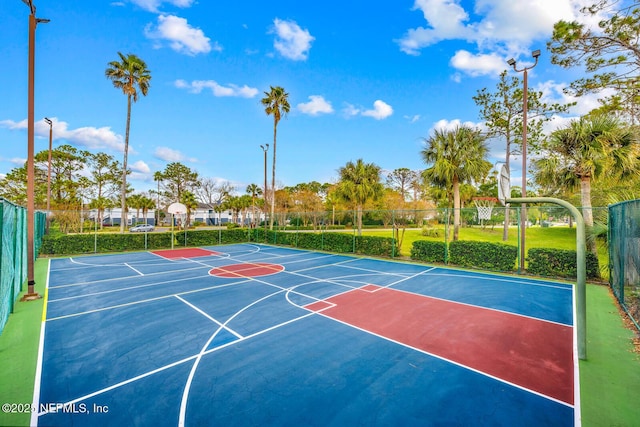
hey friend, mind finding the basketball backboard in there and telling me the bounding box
[498,164,510,206]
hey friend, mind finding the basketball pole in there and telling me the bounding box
[508,196,587,360]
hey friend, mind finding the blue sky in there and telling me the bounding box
[0,0,611,195]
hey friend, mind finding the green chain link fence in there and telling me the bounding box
[608,199,640,331]
[0,198,46,335]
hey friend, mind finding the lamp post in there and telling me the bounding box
[260,144,269,225]
[44,117,52,225]
[507,49,540,272]
[22,0,49,301]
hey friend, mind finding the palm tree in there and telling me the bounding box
[180,191,198,229]
[336,159,383,236]
[421,126,491,241]
[140,195,156,225]
[534,114,638,253]
[105,52,151,233]
[127,194,144,224]
[261,86,290,230]
[246,183,263,227]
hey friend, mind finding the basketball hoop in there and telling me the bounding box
[473,197,498,226]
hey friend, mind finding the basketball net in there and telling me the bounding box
[473,198,497,221]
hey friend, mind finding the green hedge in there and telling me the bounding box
[264,230,399,257]
[449,240,517,271]
[410,240,446,263]
[40,229,399,258]
[527,248,600,279]
[41,232,174,255]
[175,228,251,246]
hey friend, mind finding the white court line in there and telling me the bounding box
[47,273,216,303]
[46,280,251,321]
[312,310,574,409]
[423,271,574,291]
[174,295,243,339]
[48,265,208,289]
[124,263,144,276]
[177,286,288,426]
[31,259,50,427]
[37,308,316,419]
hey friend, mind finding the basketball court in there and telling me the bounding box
[32,243,578,426]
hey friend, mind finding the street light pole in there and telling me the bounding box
[44,117,52,227]
[260,144,269,225]
[507,49,540,272]
[22,0,49,301]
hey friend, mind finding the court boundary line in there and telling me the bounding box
[30,259,50,427]
[572,285,582,426]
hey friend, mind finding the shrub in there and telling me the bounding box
[420,225,441,238]
[527,248,600,279]
[449,240,517,271]
[410,240,446,263]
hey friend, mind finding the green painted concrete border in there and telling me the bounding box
[0,257,639,426]
[0,258,46,427]
[579,284,640,426]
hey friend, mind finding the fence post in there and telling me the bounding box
[516,207,522,274]
[444,208,449,264]
[391,210,396,258]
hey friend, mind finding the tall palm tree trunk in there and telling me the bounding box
[120,94,132,233]
[580,177,597,254]
[269,124,277,230]
[356,205,363,236]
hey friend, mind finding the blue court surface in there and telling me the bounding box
[33,243,579,426]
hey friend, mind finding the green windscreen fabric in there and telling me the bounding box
[608,199,640,328]
[0,198,45,335]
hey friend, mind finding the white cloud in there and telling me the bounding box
[130,160,151,173]
[154,146,197,163]
[342,100,393,120]
[397,0,604,76]
[535,79,616,116]
[396,0,473,55]
[297,95,334,116]
[362,100,394,120]
[270,19,314,61]
[342,104,361,118]
[449,50,506,77]
[174,79,258,98]
[0,118,125,153]
[130,0,194,13]
[145,15,217,56]
[404,114,421,123]
[10,157,26,166]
